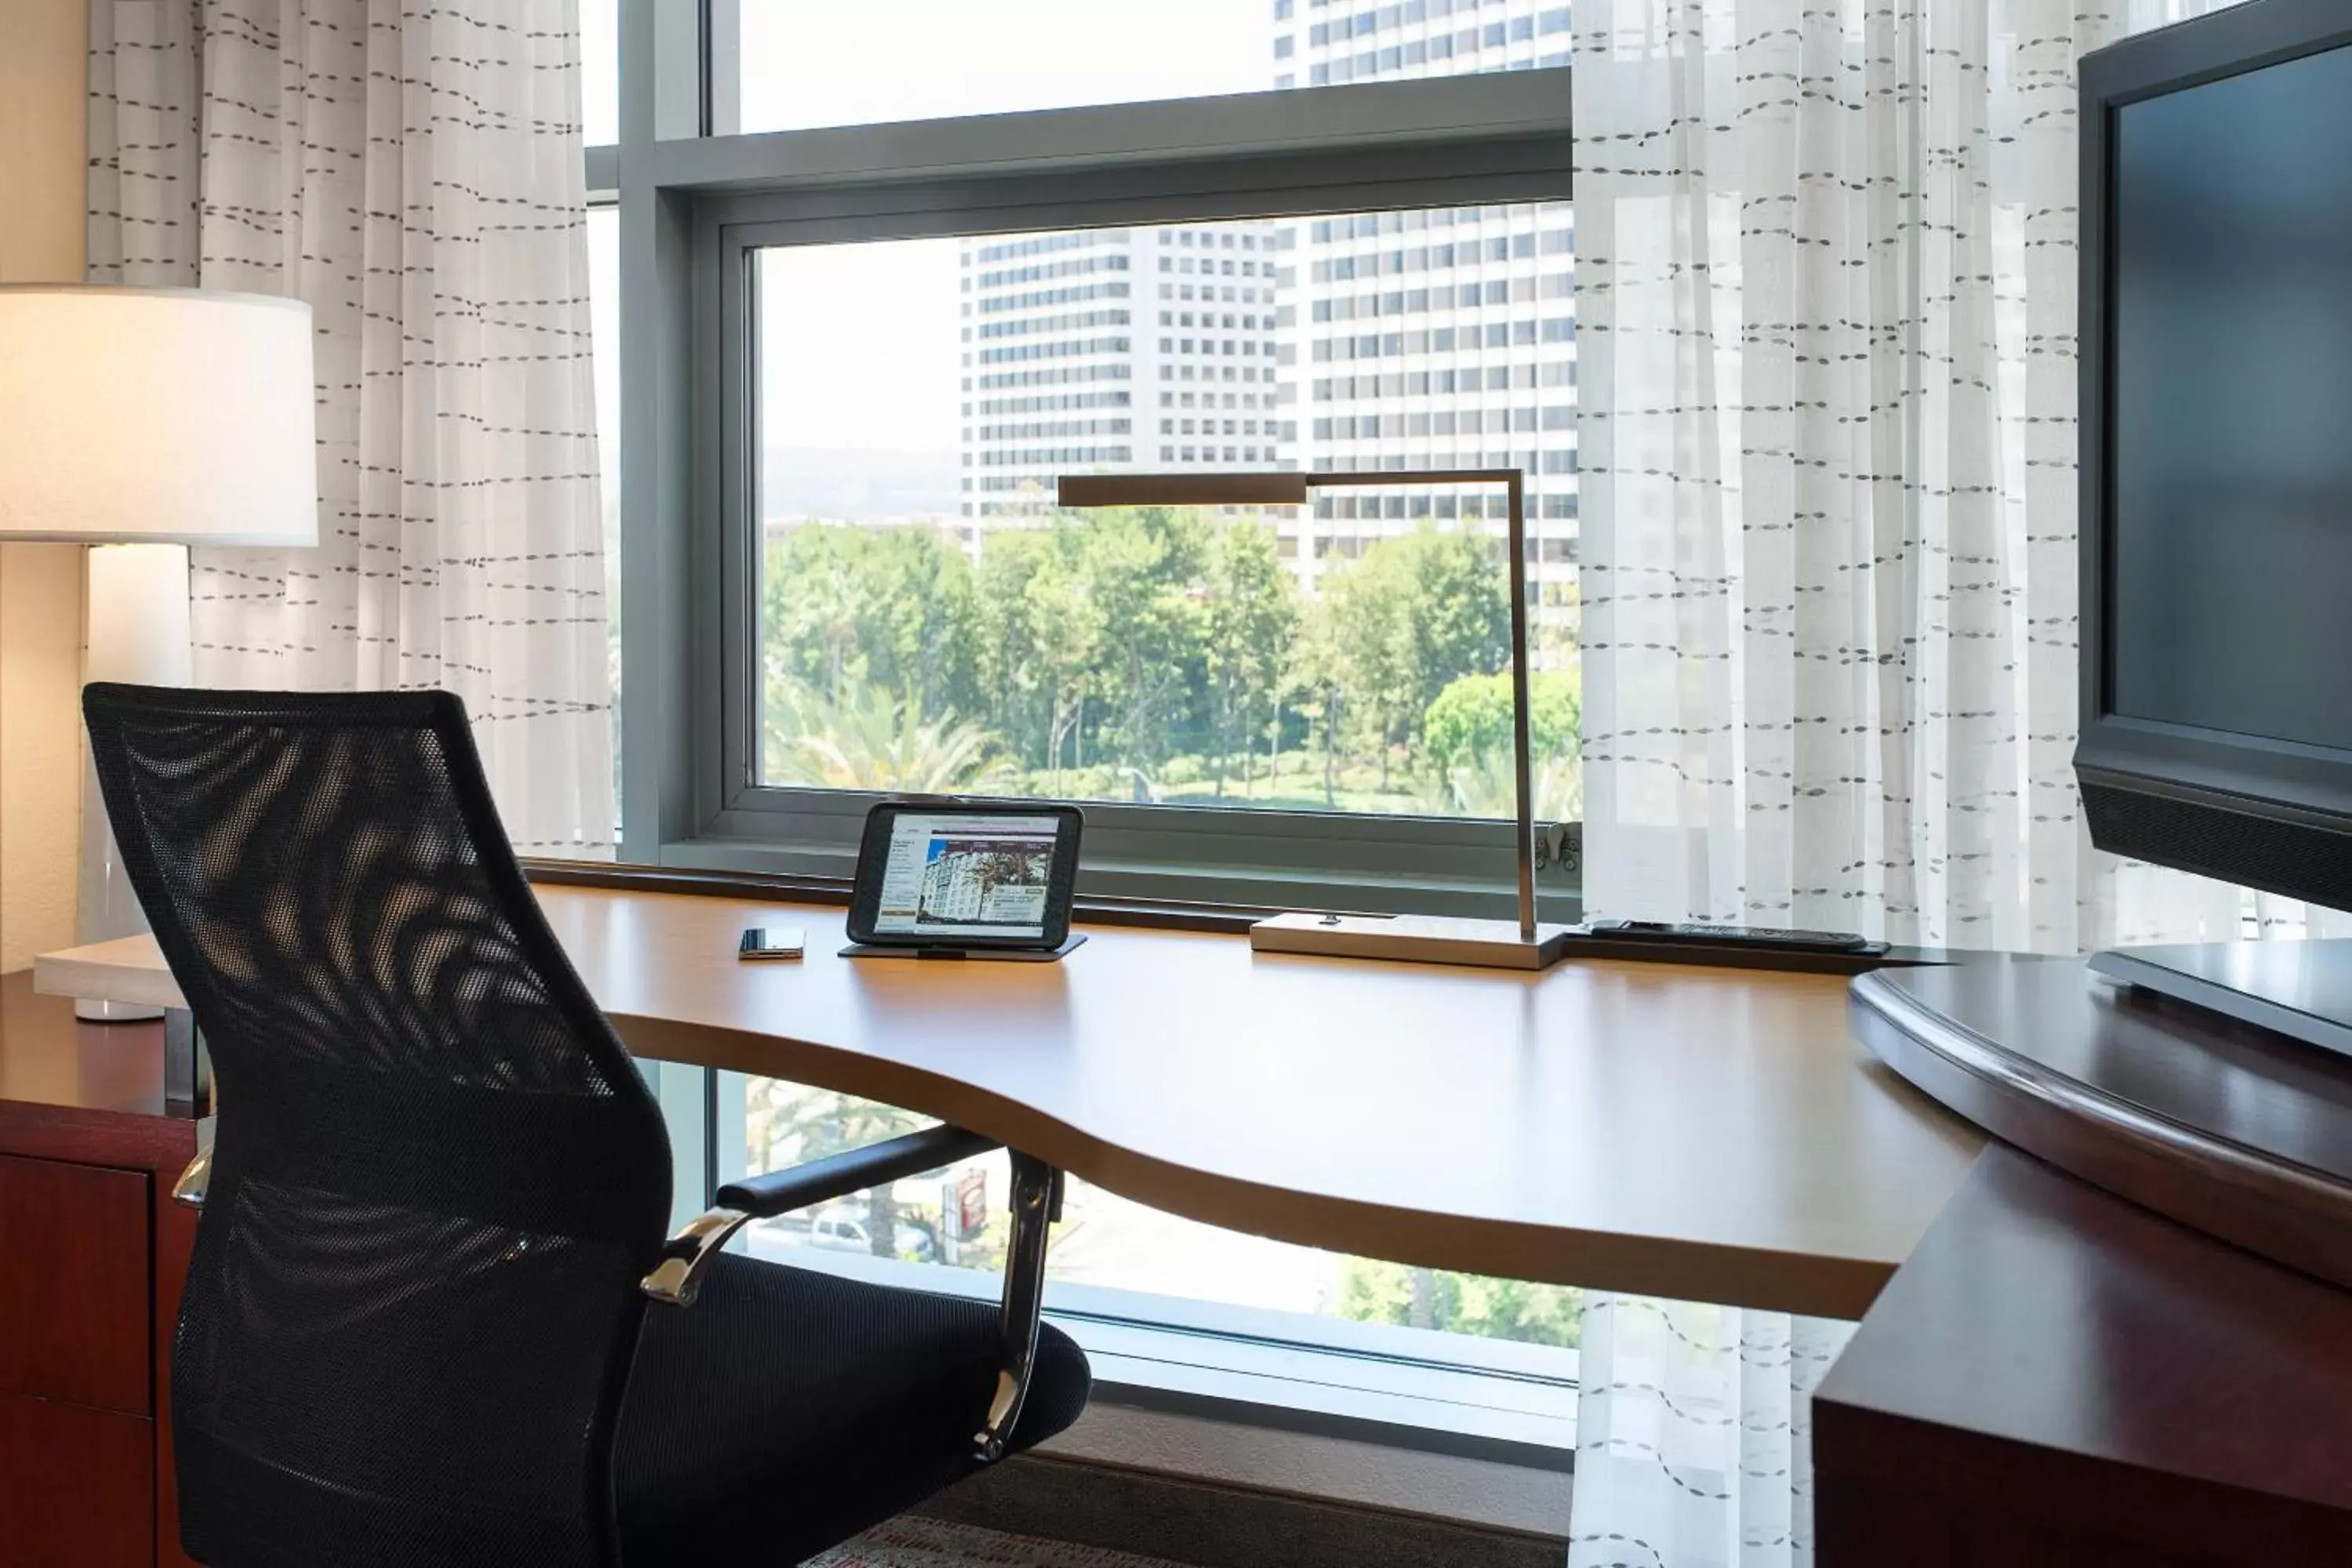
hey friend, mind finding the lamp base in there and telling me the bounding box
[1249,911,1571,971]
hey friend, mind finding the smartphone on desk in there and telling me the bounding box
[739,927,807,961]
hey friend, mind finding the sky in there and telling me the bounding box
[580,0,1278,456]
[744,0,1271,456]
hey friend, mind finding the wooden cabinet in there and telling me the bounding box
[0,974,201,1568]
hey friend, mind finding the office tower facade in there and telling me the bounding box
[961,224,1298,522]
[1281,0,1578,633]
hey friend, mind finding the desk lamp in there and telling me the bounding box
[0,285,318,1018]
[1058,469,1568,971]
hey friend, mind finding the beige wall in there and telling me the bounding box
[0,0,92,969]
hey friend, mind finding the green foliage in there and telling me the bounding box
[757,513,1573,815]
[1423,670,1581,778]
[768,679,1012,793]
[762,523,980,717]
[1202,520,1301,797]
[1338,1261,1584,1348]
[1322,525,1512,771]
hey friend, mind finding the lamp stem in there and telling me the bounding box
[76,543,190,1022]
[1505,473,1536,942]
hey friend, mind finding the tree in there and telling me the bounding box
[1076,506,1210,776]
[1338,1261,1584,1348]
[1423,670,1581,778]
[769,678,1013,793]
[1324,524,1512,788]
[761,522,980,718]
[1201,521,1299,798]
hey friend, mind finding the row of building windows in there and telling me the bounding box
[1158,418,1298,439]
[975,448,1134,480]
[1312,277,1570,320]
[1158,255,1278,278]
[1315,205,1567,240]
[1313,318,1573,359]
[1158,389,1280,408]
[977,281,1132,314]
[1314,407,1573,437]
[1303,2,1567,44]
[1157,228,1276,251]
[975,390,1134,416]
[976,336,1131,365]
[973,364,1133,392]
[1157,337,1282,360]
[1160,284,1283,307]
[1313,237,1571,284]
[976,309,1131,341]
[1158,311,1274,332]
[1156,445,1283,465]
[975,419,1134,441]
[970,231,1120,266]
[1313,362,1576,400]
[1307,448,1579,474]
[1308,492,1581,524]
[1159,362,1279,383]
[1308,44,1566,85]
[971,253,1131,291]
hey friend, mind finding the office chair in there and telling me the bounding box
[82,683,1090,1568]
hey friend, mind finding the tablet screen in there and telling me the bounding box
[870,811,1065,940]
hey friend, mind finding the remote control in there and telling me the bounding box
[1581,920,1882,953]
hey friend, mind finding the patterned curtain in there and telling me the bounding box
[85,0,614,857]
[1566,2,2250,1565]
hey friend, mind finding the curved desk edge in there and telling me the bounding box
[1850,967,2352,1297]
[615,1006,1904,1319]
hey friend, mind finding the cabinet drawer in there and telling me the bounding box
[0,1152,151,1415]
[0,1394,154,1568]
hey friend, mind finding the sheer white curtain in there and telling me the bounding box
[85,0,615,856]
[1567,2,2249,1564]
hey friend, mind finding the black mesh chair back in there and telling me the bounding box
[83,684,673,1568]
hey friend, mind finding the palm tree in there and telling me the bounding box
[769,679,1014,794]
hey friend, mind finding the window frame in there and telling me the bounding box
[608,47,1577,914]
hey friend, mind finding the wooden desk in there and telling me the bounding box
[35,885,1985,1319]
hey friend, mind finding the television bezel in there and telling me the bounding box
[2076,0,2352,896]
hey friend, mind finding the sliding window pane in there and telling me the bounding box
[735,0,1574,135]
[753,205,1578,820]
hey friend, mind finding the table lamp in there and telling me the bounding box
[1058,468,1569,971]
[0,285,318,1018]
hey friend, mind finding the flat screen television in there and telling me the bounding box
[2078,0,2352,913]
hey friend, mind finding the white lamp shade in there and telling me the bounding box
[0,285,318,546]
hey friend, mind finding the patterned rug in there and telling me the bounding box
[809,1517,1195,1568]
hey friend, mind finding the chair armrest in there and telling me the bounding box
[718,1123,1000,1218]
[641,1123,1003,1307]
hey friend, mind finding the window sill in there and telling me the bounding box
[659,833,1583,924]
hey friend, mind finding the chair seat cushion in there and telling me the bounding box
[615,1252,1090,1567]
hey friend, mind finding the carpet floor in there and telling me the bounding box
[809,1517,1196,1568]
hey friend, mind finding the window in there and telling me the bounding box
[715,1079,1587,1359]
[743,200,1576,828]
[599,0,1575,1440]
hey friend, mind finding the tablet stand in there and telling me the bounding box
[839,935,1087,963]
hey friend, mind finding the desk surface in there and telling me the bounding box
[36,886,1986,1318]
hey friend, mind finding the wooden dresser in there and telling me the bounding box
[0,970,201,1568]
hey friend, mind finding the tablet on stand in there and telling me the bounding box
[840,801,1086,962]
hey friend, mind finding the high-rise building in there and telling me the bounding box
[955,2,1576,641]
[960,224,1297,523]
[1283,0,1578,632]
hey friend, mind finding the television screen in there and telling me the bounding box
[2107,39,2352,753]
